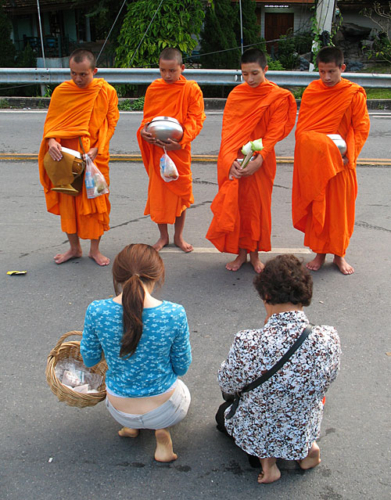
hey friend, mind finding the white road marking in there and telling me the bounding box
[161,247,311,254]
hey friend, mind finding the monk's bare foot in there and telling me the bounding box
[89,251,110,266]
[333,255,354,275]
[226,249,247,271]
[298,442,321,470]
[54,248,82,264]
[153,236,169,252]
[306,253,326,271]
[258,459,281,484]
[118,427,139,438]
[154,429,177,462]
[250,252,265,274]
[174,236,193,253]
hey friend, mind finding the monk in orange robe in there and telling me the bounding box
[293,46,370,275]
[38,48,119,266]
[206,49,296,272]
[137,47,205,252]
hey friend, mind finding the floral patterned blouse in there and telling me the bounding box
[218,311,341,460]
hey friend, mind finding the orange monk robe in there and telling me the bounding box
[206,80,297,254]
[293,78,370,257]
[38,78,119,240]
[137,74,206,224]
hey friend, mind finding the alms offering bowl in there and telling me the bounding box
[147,116,183,142]
[327,134,347,156]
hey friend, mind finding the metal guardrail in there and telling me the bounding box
[0,68,391,87]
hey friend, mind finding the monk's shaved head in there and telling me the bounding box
[316,47,344,68]
[69,49,96,70]
[159,47,183,65]
[241,49,267,70]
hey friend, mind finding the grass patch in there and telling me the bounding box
[118,97,145,111]
[0,98,9,109]
[364,88,391,99]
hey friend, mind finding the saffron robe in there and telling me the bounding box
[206,80,297,254]
[38,78,119,239]
[137,75,206,224]
[292,78,370,257]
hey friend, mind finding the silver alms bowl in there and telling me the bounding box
[327,134,347,156]
[147,116,184,142]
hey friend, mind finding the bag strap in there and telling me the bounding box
[78,137,86,157]
[242,325,312,394]
[225,325,312,420]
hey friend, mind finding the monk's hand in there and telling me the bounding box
[229,160,243,180]
[48,138,63,161]
[87,147,99,161]
[240,154,263,177]
[156,138,181,151]
[140,125,156,144]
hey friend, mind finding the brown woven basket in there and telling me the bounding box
[46,330,108,408]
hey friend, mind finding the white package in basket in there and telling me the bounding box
[160,152,179,182]
[55,358,103,393]
[84,156,109,198]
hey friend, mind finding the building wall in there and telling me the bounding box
[260,6,312,38]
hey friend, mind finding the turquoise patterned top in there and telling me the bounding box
[80,299,191,397]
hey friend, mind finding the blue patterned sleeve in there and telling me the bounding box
[80,303,103,368]
[170,306,192,376]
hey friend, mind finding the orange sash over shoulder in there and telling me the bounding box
[38,79,119,236]
[137,74,205,224]
[292,79,370,246]
[206,80,296,253]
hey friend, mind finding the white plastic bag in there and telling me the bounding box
[160,150,179,182]
[84,156,109,198]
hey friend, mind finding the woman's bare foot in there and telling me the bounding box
[54,248,82,264]
[153,236,169,252]
[174,236,193,253]
[118,427,139,438]
[89,250,110,266]
[306,253,326,271]
[297,442,321,470]
[226,248,247,271]
[258,458,281,484]
[333,255,354,275]
[250,251,265,273]
[154,429,178,462]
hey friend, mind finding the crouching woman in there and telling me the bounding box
[217,254,341,483]
[80,244,191,462]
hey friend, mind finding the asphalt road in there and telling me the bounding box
[1,111,390,499]
[1,109,391,159]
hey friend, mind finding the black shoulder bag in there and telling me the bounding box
[225,326,312,420]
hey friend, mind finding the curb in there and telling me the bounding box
[0,96,390,111]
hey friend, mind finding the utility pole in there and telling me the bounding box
[310,0,336,70]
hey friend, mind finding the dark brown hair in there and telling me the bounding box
[159,47,183,65]
[316,46,344,67]
[112,244,165,357]
[69,48,96,69]
[241,48,267,69]
[254,254,313,306]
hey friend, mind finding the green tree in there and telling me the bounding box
[0,0,16,67]
[115,0,206,68]
[199,0,240,69]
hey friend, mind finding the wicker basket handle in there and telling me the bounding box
[50,330,82,357]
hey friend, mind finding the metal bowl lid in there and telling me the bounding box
[151,116,181,125]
